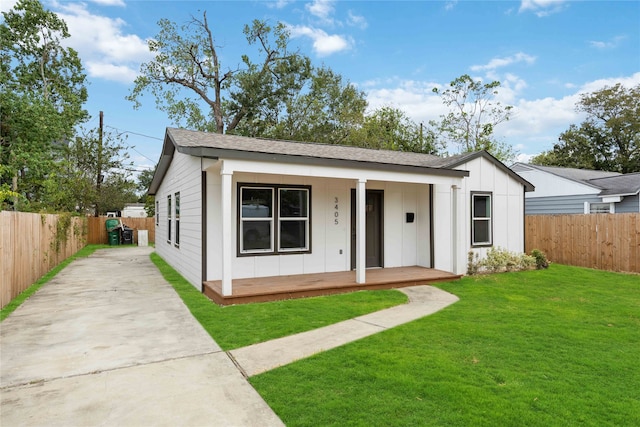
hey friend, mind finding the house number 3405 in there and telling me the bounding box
[334,197,339,225]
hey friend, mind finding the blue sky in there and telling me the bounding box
[3,0,639,174]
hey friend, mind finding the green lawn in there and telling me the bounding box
[249,265,640,426]
[150,252,407,350]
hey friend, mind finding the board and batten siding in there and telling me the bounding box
[203,167,436,281]
[155,151,202,289]
[455,156,527,263]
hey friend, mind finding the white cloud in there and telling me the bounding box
[0,0,18,13]
[361,72,640,158]
[288,25,351,56]
[89,0,126,6]
[589,35,626,49]
[306,0,335,21]
[347,10,367,29]
[519,0,568,17]
[471,52,537,72]
[445,1,458,11]
[265,0,292,9]
[53,2,152,83]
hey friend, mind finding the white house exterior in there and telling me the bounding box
[511,163,640,214]
[149,128,533,295]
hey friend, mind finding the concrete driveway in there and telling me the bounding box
[0,247,283,427]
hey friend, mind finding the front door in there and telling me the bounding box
[350,190,384,269]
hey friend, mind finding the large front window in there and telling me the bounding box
[471,192,492,246]
[239,185,310,255]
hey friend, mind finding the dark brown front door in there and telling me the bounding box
[351,190,384,269]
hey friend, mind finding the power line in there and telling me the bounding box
[104,125,161,164]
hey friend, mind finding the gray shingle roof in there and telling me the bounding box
[167,127,448,169]
[589,173,640,196]
[518,163,620,183]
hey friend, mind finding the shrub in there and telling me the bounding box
[467,247,536,275]
[531,249,549,269]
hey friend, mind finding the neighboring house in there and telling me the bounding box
[149,128,533,295]
[511,163,640,214]
[122,203,148,218]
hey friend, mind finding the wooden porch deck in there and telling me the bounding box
[202,266,462,305]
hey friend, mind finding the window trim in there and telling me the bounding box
[237,183,311,256]
[167,194,172,244]
[174,192,180,247]
[471,192,493,247]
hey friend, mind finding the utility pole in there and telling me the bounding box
[95,111,103,217]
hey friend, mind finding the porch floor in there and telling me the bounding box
[202,266,462,305]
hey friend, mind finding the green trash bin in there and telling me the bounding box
[108,230,120,245]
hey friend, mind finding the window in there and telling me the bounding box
[167,195,172,244]
[155,200,159,226]
[174,192,180,247]
[471,192,492,246]
[239,184,310,255]
[589,202,610,214]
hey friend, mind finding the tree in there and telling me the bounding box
[136,166,157,217]
[0,0,88,210]
[432,74,515,161]
[532,83,640,173]
[127,12,311,134]
[349,106,440,154]
[255,67,368,144]
[40,127,137,214]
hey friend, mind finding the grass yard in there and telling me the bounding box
[150,252,407,350]
[250,265,640,426]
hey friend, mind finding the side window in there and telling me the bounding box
[167,194,172,244]
[174,192,180,247]
[471,192,492,247]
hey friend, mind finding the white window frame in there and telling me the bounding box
[471,192,493,247]
[174,192,180,247]
[238,184,311,255]
[277,187,310,252]
[167,194,172,244]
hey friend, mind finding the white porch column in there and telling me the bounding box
[451,185,459,274]
[221,168,233,296]
[356,178,367,284]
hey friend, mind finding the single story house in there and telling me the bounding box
[149,128,533,303]
[511,163,640,214]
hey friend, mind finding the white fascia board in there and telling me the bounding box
[219,158,464,186]
[601,196,623,203]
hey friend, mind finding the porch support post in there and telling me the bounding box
[451,184,459,274]
[221,168,233,296]
[356,178,367,284]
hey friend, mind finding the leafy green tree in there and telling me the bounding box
[532,83,640,173]
[432,74,515,161]
[0,0,88,210]
[40,128,136,214]
[251,67,367,144]
[136,166,156,217]
[127,12,311,134]
[349,106,440,154]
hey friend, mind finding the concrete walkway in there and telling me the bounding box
[0,247,283,427]
[229,286,459,377]
[1,247,459,426]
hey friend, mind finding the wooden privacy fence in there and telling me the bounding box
[1,211,86,309]
[525,213,639,273]
[87,216,155,245]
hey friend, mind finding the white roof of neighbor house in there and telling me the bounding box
[149,127,533,194]
[511,163,639,197]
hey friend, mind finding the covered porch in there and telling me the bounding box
[202,266,462,305]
